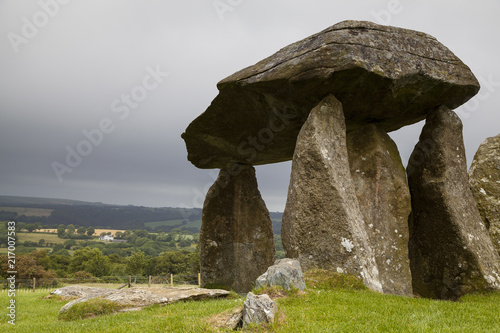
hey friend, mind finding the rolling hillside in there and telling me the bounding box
[0,195,283,233]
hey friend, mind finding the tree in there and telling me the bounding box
[26,223,37,232]
[17,222,26,231]
[126,251,148,279]
[86,226,95,236]
[38,239,46,246]
[67,224,75,234]
[70,247,110,277]
[77,227,86,235]
[64,239,77,250]
[57,224,66,237]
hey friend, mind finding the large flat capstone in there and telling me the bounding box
[182,20,479,169]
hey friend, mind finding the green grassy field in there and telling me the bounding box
[0,206,53,217]
[144,219,202,231]
[1,275,499,332]
[144,219,185,228]
[17,232,66,245]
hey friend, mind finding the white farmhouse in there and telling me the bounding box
[99,235,114,242]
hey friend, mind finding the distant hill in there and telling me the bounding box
[0,195,109,206]
[0,195,283,234]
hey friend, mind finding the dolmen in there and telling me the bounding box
[182,20,500,300]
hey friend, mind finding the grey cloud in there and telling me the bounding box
[1,1,499,212]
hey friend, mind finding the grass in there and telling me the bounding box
[17,232,67,245]
[144,219,186,228]
[1,271,499,332]
[144,219,202,231]
[58,297,130,321]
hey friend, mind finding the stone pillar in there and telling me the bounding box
[469,133,500,255]
[407,106,500,300]
[347,124,413,296]
[200,164,275,293]
[281,94,382,292]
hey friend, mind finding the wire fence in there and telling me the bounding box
[1,274,201,294]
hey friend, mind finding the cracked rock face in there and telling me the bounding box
[200,164,275,293]
[281,95,382,292]
[242,293,278,328]
[255,258,306,291]
[182,20,479,169]
[407,106,500,300]
[469,133,500,255]
[347,124,413,296]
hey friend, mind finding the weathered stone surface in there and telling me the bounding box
[407,106,500,300]
[281,95,382,292]
[207,306,243,330]
[51,285,114,299]
[55,286,230,313]
[200,164,275,293]
[347,124,412,296]
[182,20,479,169]
[242,292,278,328]
[469,133,500,255]
[255,258,306,291]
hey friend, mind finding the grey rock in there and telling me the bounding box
[469,133,500,255]
[407,106,500,300]
[200,164,275,293]
[182,20,479,169]
[207,306,244,330]
[51,285,114,299]
[242,292,278,328]
[255,258,306,291]
[55,286,230,314]
[347,124,413,296]
[281,95,382,292]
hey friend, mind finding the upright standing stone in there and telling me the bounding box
[347,124,413,296]
[200,164,275,293]
[407,106,500,300]
[469,133,500,255]
[282,95,382,292]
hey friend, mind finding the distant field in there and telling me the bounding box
[18,232,66,244]
[40,229,126,236]
[145,219,202,230]
[184,220,202,229]
[0,206,53,217]
[0,246,48,254]
[144,219,185,228]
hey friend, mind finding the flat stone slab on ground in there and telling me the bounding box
[53,286,230,314]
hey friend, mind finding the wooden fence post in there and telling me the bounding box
[170,274,173,287]
[198,273,201,287]
[128,276,131,288]
[148,275,151,288]
[33,278,36,292]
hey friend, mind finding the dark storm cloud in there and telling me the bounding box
[1,1,499,211]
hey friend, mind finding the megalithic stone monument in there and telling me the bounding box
[181,20,498,298]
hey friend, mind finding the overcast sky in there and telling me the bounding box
[1,0,499,212]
